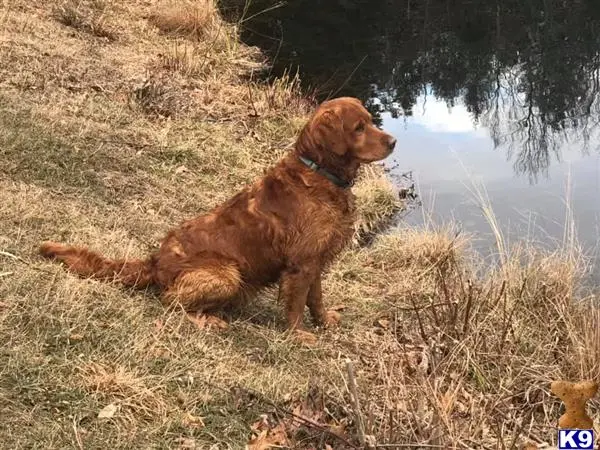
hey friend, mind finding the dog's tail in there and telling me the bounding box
[39,241,154,288]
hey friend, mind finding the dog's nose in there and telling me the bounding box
[388,136,397,151]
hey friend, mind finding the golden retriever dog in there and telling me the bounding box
[39,97,397,342]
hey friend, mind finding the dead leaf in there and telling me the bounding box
[69,333,85,341]
[97,403,118,419]
[246,429,269,450]
[288,398,325,435]
[246,422,288,450]
[175,165,188,175]
[150,347,170,359]
[440,389,455,415]
[176,437,197,449]
[268,423,288,445]
[329,304,347,311]
[182,412,205,429]
[377,319,390,329]
[154,319,164,331]
[328,422,346,438]
[291,404,303,418]
[251,414,270,432]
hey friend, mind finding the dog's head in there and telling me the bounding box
[303,97,396,163]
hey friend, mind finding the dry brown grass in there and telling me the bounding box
[149,0,221,41]
[132,75,191,117]
[321,231,600,447]
[1,0,599,448]
[53,0,118,41]
[352,165,405,245]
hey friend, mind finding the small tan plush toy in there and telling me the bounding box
[551,380,598,429]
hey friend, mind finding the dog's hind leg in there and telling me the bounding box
[162,260,241,313]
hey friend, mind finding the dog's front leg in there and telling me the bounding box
[307,273,341,328]
[306,273,325,325]
[278,266,314,331]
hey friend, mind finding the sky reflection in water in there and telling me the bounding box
[383,85,600,260]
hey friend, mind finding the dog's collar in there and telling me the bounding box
[298,155,353,189]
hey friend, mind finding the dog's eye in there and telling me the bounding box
[355,122,365,133]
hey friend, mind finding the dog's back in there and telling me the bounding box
[152,152,355,292]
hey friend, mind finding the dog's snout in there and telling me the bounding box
[388,136,397,151]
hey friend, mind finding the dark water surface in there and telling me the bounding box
[221,0,600,262]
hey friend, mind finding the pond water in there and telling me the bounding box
[220,0,600,263]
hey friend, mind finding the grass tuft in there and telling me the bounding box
[160,43,205,76]
[149,0,222,41]
[53,0,118,41]
[132,76,189,118]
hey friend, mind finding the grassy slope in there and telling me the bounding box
[0,1,598,448]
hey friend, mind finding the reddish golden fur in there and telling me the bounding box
[40,97,396,335]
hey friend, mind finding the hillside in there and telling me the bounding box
[0,1,598,448]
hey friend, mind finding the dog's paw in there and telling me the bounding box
[323,310,341,328]
[293,329,318,346]
[186,313,229,331]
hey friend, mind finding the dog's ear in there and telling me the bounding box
[312,108,347,155]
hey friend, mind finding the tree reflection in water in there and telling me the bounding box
[220,0,600,181]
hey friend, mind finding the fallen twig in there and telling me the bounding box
[345,359,370,447]
[72,416,84,450]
